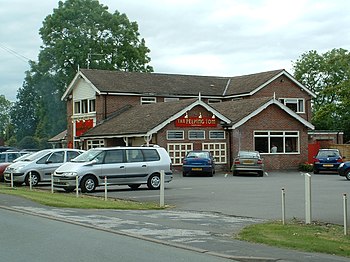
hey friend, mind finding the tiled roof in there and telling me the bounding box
[48,130,67,142]
[82,99,197,137]
[80,69,284,97]
[81,97,274,138]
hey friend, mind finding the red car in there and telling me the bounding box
[0,153,31,182]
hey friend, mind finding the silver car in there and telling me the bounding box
[232,150,264,177]
[53,147,173,193]
[4,148,84,186]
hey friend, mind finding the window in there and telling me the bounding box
[167,130,184,140]
[188,130,205,139]
[167,143,193,165]
[89,99,96,112]
[209,131,225,139]
[74,101,81,114]
[87,140,105,149]
[126,149,144,162]
[279,98,305,113]
[254,131,299,154]
[74,99,96,115]
[104,150,124,164]
[202,143,227,164]
[47,151,65,163]
[142,149,160,161]
[164,97,179,102]
[81,99,88,113]
[141,97,156,104]
[67,151,81,161]
[208,99,222,104]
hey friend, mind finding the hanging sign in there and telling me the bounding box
[75,119,94,136]
[175,117,217,127]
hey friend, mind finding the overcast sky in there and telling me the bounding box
[1,0,350,101]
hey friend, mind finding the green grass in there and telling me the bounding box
[0,184,164,210]
[237,219,350,257]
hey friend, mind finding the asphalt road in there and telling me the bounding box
[0,208,234,262]
[88,170,350,225]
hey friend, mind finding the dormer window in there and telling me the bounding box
[73,98,96,115]
[279,98,304,113]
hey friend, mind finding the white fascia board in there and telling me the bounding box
[61,71,101,101]
[231,99,315,130]
[250,70,316,98]
[147,100,231,136]
[81,133,146,140]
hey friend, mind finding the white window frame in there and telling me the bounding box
[167,143,193,165]
[208,99,222,104]
[254,130,300,154]
[188,130,205,140]
[279,98,305,113]
[87,139,105,149]
[141,97,157,105]
[209,130,225,139]
[164,97,179,102]
[167,130,184,140]
[73,98,96,115]
[202,143,227,164]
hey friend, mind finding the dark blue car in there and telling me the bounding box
[338,161,350,180]
[182,151,215,177]
[313,149,343,174]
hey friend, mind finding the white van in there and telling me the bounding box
[53,147,173,193]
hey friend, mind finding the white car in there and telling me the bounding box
[53,147,173,193]
[4,148,85,186]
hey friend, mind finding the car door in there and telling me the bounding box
[123,149,149,183]
[100,149,126,184]
[37,151,65,181]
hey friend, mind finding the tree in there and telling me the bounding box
[293,48,350,141]
[0,95,11,144]
[11,0,153,144]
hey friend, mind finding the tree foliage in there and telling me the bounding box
[11,0,153,146]
[0,95,11,143]
[293,48,350,142]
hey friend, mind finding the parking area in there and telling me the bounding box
[86,170,350,225]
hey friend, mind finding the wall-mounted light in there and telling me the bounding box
[184,112,188,118]
[212,114,215,119]
[198,112,202,119]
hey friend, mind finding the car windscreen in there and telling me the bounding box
[21,150,51,161]
[238,151,259,158]
[317,150,339,158]
[187,152,209,158]
[71,149,104,162]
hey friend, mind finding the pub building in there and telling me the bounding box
[59,68,315,171]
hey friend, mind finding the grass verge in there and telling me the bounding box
[0,184,163,210]
[237,219,350,257]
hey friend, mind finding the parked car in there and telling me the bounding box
[232,151,264,177]
[182,151,215,177]
[313,149,344,174]
[4,148,84,186]
[53,146,173,193]
[0,151,28,163]
[0,153,31,182]
[338,161,350,180]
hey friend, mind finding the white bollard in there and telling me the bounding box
[305,173,312,224]
[51,173,54,194]
[104,176,108,201]
[76,175,79,198]
[281,188,286,225]
[10,171,13,188]
[29,172,32,191]
[344,193,348,235]
[160,170,165,207]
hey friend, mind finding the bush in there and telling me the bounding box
[299,162,314,172]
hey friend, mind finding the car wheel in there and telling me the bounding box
[233,170,238,176]
[147,173,160,190]
[208,169,214,177]
[313,168,319,174]
[128,184,141,190]
[25,172,40,186]
[258,171,264,177]
[80,175,97,193]
[182,172,187,177]
[345,170,350,180]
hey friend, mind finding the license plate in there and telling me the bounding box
[192,168,202,171]
[243,160,254,165]
[323,164,334,167]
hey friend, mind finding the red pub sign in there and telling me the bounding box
[175,117,217,127]
[75,119,94,136]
